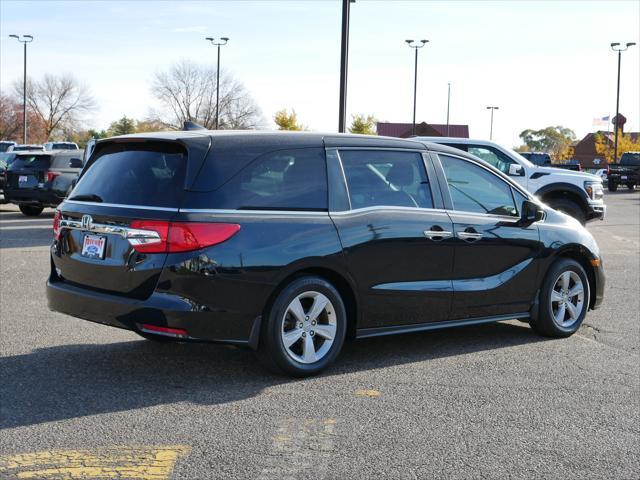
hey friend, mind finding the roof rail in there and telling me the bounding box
[183,121,206,131]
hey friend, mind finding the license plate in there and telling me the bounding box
[621,175,628,180]
[18,175,28,183]
[81,234,106,259]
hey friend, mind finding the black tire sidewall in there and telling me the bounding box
[549,198,586,224]
[608,182,618,192]
[19,205,44,216]
[539,259,590,336]
[262,276,347,377]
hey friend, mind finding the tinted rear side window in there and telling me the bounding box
[72,142,186,207]
[208,148,327,210]
[9,155,51,170]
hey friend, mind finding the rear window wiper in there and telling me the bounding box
[68,193,103,203]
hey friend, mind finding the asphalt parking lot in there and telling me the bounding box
[0,191,638,479]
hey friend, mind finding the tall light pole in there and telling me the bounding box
[405,39,429,136]
[446,82,451,136]
[338,0,355,133]
[9,34,34,144]
[610,42,636,163]
[486,106,499,140]
[205,36,229,130]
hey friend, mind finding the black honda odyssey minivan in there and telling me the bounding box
[47,131,604,376]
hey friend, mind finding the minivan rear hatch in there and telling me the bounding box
[53,140,191,299]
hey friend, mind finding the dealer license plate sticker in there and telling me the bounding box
[81,234,106,259]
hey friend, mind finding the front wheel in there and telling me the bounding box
[19,205,44,216]
[530,259,590,338]
[258,276,347,377]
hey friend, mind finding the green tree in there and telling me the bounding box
[107,116,137,136]
[348,114,377,135]
[519,126,576,161]
[274,109,304,131]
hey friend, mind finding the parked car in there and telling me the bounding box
[44,141,80,151]
[418,137,605,224]
[0,152,18,204]
[47,131,604,377]
[8,144,45,152]
[4,150,84,216]
[607,151,640,191]
[0,141,17,153]
[593,168,608,183]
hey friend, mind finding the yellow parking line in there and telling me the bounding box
[354,389,381,397]
[0,445,190,480]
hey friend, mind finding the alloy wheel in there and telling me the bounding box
[281,291,337,364]
[550,271,585,328]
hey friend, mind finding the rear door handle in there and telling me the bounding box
[457,231,483,242]
[424,228,453,241]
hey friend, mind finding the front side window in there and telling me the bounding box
[339,150,433,209]
[465,145,515,174]
[211,148,327,210]
[440,155,517,216]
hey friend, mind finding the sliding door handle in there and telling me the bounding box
[424,229,453,241]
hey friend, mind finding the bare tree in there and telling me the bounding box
[15,74,96,139]
[151,59,263,130]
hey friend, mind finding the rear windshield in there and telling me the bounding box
[620,153,640,166]
[72,142,186,207]
[8,155,51,170]
[51,143,78,150]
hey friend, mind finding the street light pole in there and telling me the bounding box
[486,106,499,140]
[338,0,355,133]
[9,34,34,144]
[205,36,229,130]
[610,42,636,163]
[405,39,428,136]
[446,82,451,136]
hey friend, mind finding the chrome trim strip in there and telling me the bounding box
[63,200,179,212]
[330,206,449,216]
[59,218,160,242]
[178,208,329,216]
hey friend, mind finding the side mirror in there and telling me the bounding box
[509,164,525,176]
[69,158,83,168]
[521,200,544,224]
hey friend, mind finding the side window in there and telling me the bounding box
[440,155,517,217]
[212,148,327,210]
[467,145,515,174]
[339,150,433,209]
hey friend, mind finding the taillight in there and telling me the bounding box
[53,210,61,240]
[129,221,240,253]
[46,171,60,183]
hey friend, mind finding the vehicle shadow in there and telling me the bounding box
[0,321,545,429]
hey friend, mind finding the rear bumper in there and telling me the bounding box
[4,187,63,207]
[47,274,257,346]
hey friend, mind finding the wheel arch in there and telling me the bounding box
[535,183,589,212]
[550,245,598,310]
[263,266,359,341]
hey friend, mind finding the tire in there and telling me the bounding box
[258,276,347,377]
[608,182,618,192]
[627,183,635,190]
[547,198,586,224]
[19,205,44,216]
[530,259,590,338]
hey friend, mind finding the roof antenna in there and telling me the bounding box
[183,121,206,131]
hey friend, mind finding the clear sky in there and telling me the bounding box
[1,0,639,147]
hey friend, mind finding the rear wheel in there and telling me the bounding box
[608,182,618,192]
[627,183,636,190]
[258,276,347,377]
[19,205,44,216]
[547,198,586,224]
[530,259,589,338]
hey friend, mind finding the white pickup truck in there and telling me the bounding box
[417,137,606,224]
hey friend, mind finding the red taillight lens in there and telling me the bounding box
[53,210,61,240]
[129,221,240,254]
[46,171,60,183]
